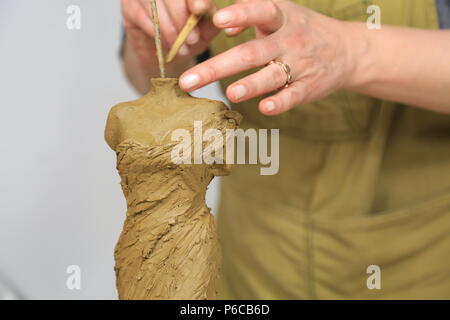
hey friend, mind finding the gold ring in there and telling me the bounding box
[267,60,293,89]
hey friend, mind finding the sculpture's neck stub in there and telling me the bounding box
[149,78,189,98]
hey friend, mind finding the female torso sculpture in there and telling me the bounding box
[105,78,241,299]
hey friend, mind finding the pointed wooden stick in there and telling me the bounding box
[166,14,202,63]
[149,0,166,78]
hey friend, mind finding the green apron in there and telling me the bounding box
[210,0,450,299]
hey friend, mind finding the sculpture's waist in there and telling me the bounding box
[124,190,208,219]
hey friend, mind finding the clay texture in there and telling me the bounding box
[105,78,241,299]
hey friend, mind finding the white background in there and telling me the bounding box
[0,0,224,299]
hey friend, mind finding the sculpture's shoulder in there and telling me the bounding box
[107,97,146,121]
[186,97,242,129]
[104,97,145,151]
[191,97,228,114]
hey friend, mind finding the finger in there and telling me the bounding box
[259,82,307,115]
[164,0,190,33]
[142,0,180,49]
[122,0,155,38]
[126,27,155,54]
[213,0,283,34]
[166,0,214,51]
[183,26,199,45]
[188,0,214,15]
[188,17,219,56]
[222,0,251,36]
[226,63,289,103]
[179,37,280,91]
[156,0,181,48]
[196,2,219,43]
[164,0,200,50]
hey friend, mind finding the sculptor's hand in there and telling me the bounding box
[179,0,360,115]
[121,0,218,87]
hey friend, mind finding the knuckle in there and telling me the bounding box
[285,90,295,105]
[131,8,141,23]
[204,62,218,82]
[282,34,304,50]
[264,0,279,20]
[238,43,261,68]
[279,89,295,110]
[241,79,255,95]
[272,66,286,86]
[165,20,178,36]
[291,87,305,105]
[235,8,247,25]
[163,26,179,43]
[280,94,293,112]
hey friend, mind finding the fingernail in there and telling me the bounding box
[232,85,247,100]
[265,101,276,112]
[179,45,190,56]
[180,73,200,89]
[215,11,234,25]
[186,30,199,45]
[224,28,235,34]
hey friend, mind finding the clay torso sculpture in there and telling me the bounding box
[105,78,241,299]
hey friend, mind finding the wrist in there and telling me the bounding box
[341,21,378,91]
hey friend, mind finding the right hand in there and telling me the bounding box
[121,0,218,70]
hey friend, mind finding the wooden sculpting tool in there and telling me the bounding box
[149,0,166,77]
[166,14,203,63]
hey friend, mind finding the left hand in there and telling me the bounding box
[179,0,361,115]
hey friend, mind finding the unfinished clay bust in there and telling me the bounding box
[105,78,241,300]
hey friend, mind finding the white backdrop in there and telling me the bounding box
[0,0,224,299]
